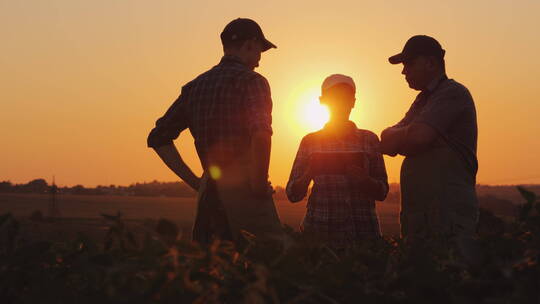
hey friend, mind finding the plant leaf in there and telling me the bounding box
[517,186,536,204]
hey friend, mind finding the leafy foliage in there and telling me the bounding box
[0,188,539,303]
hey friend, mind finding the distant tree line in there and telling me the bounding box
[0,179,535,217]
[0,179,197,197]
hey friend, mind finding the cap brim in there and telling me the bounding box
[388,53,404,64]
[261,38,277,52]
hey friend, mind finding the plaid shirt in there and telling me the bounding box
[147,55,273,170]
[286,121,389,246]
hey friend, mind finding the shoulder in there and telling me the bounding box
[302,131,321,142]
[436,79,473,101]
[182,68,215,91]
[244,70,267,80]
[239,70,270,87]
[355,128,380,143]
[299,130,324,147]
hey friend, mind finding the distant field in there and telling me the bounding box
[0,193,400,237]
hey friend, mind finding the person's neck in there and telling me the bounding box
[324,118,355,135]
[327,115,352,128]
[223,51,249,66]
[328,109,351,123]
[328,117,349,124]
[421,71,446,91]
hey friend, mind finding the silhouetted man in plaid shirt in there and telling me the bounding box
[147,18,282,244]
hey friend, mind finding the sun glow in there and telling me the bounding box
[294,88,330,132]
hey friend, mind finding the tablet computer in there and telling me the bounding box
[310,151,368,175]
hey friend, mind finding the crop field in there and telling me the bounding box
[0,193,400,239]
[1,188,539,303]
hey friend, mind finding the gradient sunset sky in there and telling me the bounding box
[1,0,539,187]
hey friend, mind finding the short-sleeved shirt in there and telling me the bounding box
[147,55,273,170]
[286,122,389,246]
[395,75,478,177]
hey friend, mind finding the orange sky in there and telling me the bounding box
[1,1,539,187]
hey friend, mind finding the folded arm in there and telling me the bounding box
[380,126,405,156]
[382,85,469,157]
[399,123,438,156]
[381,123,438,157]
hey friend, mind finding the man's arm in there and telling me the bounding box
[400,85,472,156]
[249,130,272,197]
[154,144,201,191]
[346,134,389,200]
[368,133,389,201]
[380,126,406,156]
[286,137,312,203]
[381,124,438,157]
[346,165,384,198]
[287,170,312,202]
[147,88,200,190]
[244,74,274,197]
[398,123,438,156]
[381,93,423,156]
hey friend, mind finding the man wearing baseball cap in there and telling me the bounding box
[286,74,389,248]
[147,18,282,244]
[381,36,479,244]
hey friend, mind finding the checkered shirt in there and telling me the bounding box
[147,55,272,169]
[286,122,389,247]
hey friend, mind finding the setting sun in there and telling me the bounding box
[289,87,330,133]
[1,0,540,189]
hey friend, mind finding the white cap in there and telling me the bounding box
[321,74,356,93]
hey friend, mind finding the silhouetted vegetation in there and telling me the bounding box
[0,179,49,194]
[0,179,197,197]
[0,187,539,303]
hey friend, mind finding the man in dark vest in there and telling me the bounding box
[381,35,479,242]
[147,18,282,244]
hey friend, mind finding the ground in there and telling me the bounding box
[0,193,401,241]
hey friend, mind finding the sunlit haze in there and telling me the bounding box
[1,1,539,187]
[290,87,330,133]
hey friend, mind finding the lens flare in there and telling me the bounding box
[209,166,222,180]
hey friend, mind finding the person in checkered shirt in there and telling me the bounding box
[286,74,389,248]
[147,18,282,244]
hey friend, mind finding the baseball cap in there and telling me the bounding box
[220,18,277,52]
[322,74,356,94]
[388,35,445,64]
